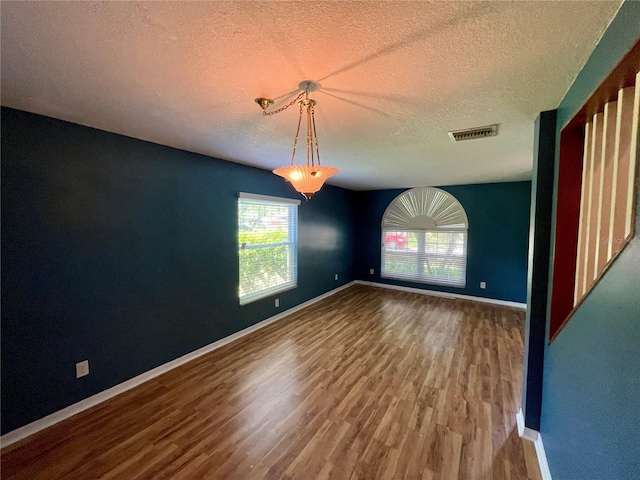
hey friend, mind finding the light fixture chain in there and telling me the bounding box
[307,103,314,166]
[290,103,303,165]
[311,107,321,166]
[263,91,306,116]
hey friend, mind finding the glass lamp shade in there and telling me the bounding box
[272,165,340,200]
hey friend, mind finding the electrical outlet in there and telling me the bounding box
[275,298,279,308]
[480,281,486,289]
[76,360,89,378]
[370,268,375,275]
[335,273,339,280]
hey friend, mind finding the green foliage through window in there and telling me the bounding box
[238,195,298,305]
[382,230,467,287]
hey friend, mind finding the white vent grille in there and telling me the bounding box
[448,124,498,142]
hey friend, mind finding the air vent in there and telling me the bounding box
[448,124,498,142]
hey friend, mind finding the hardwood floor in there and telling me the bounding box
[1,285,541,479]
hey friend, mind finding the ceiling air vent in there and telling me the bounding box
[448,124,498,142]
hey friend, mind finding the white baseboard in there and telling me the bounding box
[355,280,527,309]
[0,281,356,448]
[516,409,552,480]
[516,408,526,436]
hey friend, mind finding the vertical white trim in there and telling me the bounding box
[610,88,625,257]
[517,410,553,480]
[625,74,640,237]
[588,113,604,283]
[535,434,552,480]
[516,408,525,437]
[610,86,636,256]
[599,100,618,268]
[583,118,597,293]
[594,101,616,276]
[575,121,591,304]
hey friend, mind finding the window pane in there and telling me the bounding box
[239,229,288,247]
[382,229,467,287]
[384,231,406,250]
[238,195,298,305]
[384,253,418,276]
[239,245,291,297]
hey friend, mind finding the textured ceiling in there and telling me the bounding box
[1,1,622,190]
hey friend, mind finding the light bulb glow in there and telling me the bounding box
[273,165,340,199]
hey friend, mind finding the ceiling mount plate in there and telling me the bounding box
[299,80,320,92]
[255,98,274,110]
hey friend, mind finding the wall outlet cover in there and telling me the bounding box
[76,360,89,378]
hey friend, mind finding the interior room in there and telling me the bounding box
[1,2,638,479]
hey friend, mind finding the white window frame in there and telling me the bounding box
[238,193,300,305]
[380,187,468,288]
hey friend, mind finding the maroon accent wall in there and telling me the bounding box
[549,127,583,340]
[548,38,639,342]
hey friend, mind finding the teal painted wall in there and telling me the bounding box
[1,107,356,434]
[541,2,640,478]
[353,182,531,303]
[1,105,533,436]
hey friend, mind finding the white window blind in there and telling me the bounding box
[382,230,467,286]
[381,188,468,288]
[238,193,300,305]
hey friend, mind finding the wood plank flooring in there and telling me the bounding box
[1,285,541,479]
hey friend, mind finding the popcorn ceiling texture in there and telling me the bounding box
[0,1,622,190]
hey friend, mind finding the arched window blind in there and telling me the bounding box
[381,187,468,287]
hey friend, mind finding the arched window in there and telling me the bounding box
[381,187,468,287]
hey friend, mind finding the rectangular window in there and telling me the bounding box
[238,193,300,305]
[381,230,467,287]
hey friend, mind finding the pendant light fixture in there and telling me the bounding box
[256,81,339,200]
